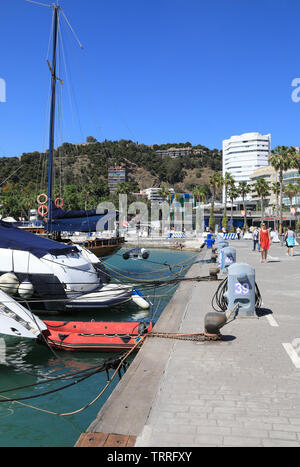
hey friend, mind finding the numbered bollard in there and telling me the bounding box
[219,247,236,273]
[226,263,256,317]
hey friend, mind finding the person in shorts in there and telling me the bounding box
[285,227,296,256]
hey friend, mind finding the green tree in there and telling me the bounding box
[283,182,299,224]
[208,172,223,231]
[283,182,298,208]
[271,181,280,230]
[238,181,251,230]
[228,185,240,231]
[158,185,171,201]
[254,178,270,222]
[270,146,297,234]
[192,185,208,204]
[86,136,97,143]
[222,172,235,230]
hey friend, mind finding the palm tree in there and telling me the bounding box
[283,182,298,209]
[158,184,171,201]
[269,146,297,234]
[238,181,251,230]
[222,172,235,230]
[254,177,270,222]
[283,183,299,227]
[271,181,280,230]
[208,172,223,230]
[193,185,208,204]
[227,185,240,231]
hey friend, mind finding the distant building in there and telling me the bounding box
[282,168,300,208]
[249,165,278,206]
[222,132,271,201]
[108,166,126,194]
[140,187,175,203]
[155,147,201,158]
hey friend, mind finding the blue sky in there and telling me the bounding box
[1,0,300,157]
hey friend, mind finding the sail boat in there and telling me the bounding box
[0,2,149,314]
[39,2,124,258]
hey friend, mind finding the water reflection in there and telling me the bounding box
[0,248,198,446]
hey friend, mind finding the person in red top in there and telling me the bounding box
[259,222,271,263]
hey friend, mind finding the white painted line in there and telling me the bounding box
[267,256,279,261]
[266,314,279,327]
[282,343,300,368]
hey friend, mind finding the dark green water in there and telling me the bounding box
[0,248,199,447]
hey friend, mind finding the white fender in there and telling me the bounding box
[131,294,150,310]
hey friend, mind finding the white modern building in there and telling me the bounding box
[222,132,271,201]
[140,187,175,203]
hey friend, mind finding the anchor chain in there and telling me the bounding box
[146,332,221,342]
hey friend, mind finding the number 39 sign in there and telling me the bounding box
[234,281,250,295]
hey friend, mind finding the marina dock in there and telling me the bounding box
[76,240,300,447]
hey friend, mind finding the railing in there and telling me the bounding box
[223,210,294,218]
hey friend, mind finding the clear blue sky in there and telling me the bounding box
[1,0,300,157]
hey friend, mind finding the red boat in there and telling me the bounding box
[43,320,153,352]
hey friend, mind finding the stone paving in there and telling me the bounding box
[134,240,300,447]
[85,239,300,447]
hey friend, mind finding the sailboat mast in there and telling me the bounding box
[47,4,60,229]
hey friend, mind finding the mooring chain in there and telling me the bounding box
[147,332,221,342]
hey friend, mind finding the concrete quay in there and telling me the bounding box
[76,240,300,447]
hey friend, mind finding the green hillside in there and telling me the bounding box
[0,139,222,218]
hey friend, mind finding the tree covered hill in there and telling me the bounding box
[0,139,221,217]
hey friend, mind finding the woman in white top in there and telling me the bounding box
[285,228,295,256]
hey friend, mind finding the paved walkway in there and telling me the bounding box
[80,240,300,447]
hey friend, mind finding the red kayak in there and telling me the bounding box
[44,320,153,352]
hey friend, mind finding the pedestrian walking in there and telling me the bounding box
[236,227,241,239]
[252,226,260,251]
[259,222,271,263]
[285,227,296,256]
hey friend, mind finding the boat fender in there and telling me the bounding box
[133,288,143,297]
[131,290,150,310]
[141,249,149,259]
[0,273,20,296]
[18,280,34,299]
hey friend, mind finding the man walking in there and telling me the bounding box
[252,226,260,251]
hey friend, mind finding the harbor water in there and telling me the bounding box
[0,248,200,447]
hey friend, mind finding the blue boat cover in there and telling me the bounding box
[0,220,78,258]
[46,202,116,233]
[51,203,100,219]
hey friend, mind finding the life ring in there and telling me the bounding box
[37,193,48,205]
[38,205,48,217]
[55,197,64,208]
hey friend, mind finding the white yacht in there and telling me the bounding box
[0,220,142,312]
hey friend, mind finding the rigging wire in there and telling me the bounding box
[0,338,143,416]
[25,0,53,7]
